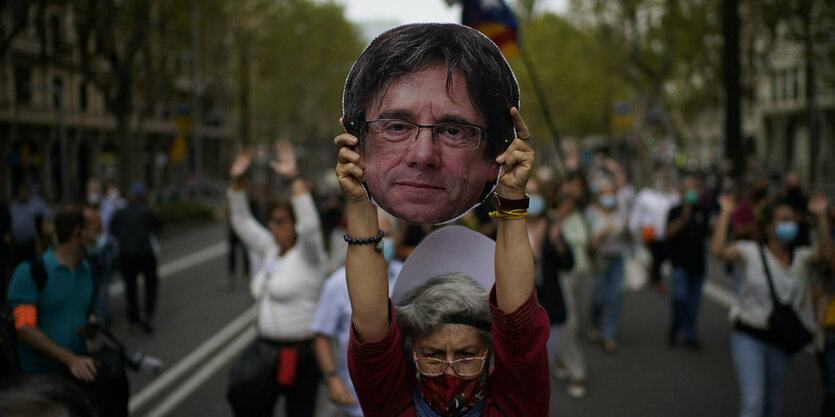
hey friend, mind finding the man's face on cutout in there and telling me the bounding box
[360,63,500,224]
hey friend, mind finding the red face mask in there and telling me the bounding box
[415,373,488,417]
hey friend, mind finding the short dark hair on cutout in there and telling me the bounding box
[342,23,520,160]
[53,203,86,244]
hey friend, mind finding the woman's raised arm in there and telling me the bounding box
[494,108,536,313]
[335,120,390,343]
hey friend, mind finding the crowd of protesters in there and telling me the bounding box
[457,153,834,417]
[3,143,834,417]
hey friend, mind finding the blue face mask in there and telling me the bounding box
[599,194,617,210]
[775,222,798,244]
[382,237,395,264]
[528,194,546,217]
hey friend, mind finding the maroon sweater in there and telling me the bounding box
[348,288,550,416]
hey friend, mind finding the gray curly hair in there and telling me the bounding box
[395,273,492,356]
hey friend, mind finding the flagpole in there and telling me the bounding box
[457,0,565,171]
[517,43,565,172]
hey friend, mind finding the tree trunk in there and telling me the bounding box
[116,115,140,193]
[806,62,818,183]
[722,0,743,180]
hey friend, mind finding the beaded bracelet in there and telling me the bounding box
[489,208,528,220]
[343,229,384,245]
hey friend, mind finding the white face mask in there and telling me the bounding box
[599,194,617,209]
[527,194,547,217]
[87,193,100,206]
[107,189,120,200]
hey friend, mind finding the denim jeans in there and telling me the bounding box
[731,330,794,417]
[591,256,624,341]
[545,323,561,368]
[670,268,704,341]
[555,272,590,381]
[820,333,835,417]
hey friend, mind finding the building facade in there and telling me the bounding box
[0,3,234,203]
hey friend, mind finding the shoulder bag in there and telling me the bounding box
[759,246,812,353]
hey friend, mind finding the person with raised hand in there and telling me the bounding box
[712,191,832,417]
[334,104,550,417]
[225,141,328,417]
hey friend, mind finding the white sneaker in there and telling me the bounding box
[566,381,587,399]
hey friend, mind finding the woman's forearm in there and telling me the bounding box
[495,216,535,313]
[345,200,389,342]
[814,211,832,267]
[711,210,731,258]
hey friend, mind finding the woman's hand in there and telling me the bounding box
[495,107,534,200]
[229,147,253,191]
[230,148,253,180]
[718,193,736,214]
[270,141,299,179]
[334,118,369,205]
[809,193,828,216]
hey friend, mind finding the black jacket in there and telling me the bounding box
[110,202,163,257]
[535,220,574,324]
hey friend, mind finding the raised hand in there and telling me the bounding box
[230,147,254,180]
[809,192,829,216]
[270,141,299,178]
[494,107,534,200]
[334,118,369,205]
[718,193,736,214]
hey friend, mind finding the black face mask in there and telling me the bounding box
[751,188,767,203]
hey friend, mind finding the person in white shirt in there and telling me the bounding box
[225,142,328,417]
[712,193,832,417]
[628,173,680,292]
[586,178,629,354]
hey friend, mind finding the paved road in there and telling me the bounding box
[110,222,823,417]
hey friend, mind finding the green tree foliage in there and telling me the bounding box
[246,0,364,144]
[73,0,153,185]
[65,0,363,180]
[513,13,630,140]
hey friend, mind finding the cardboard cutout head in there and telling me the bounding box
[342,23,520,225]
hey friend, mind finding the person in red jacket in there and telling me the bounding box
[335,23,549,413]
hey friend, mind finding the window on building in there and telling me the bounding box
[79,82,88,111]
[780,70,787,101]
[52,77,63,109]
[14,66,31,105]
[50,14,62,51]
[792,68,799,100]
[771,72,778,102]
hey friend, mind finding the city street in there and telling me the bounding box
[108,221,822,417]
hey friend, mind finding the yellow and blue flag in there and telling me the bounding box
[456,0,520,58]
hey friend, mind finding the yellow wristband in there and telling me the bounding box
[489,208,528,220]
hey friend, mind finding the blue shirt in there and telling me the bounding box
[311,261,401,417]
[9,196,51,244]
[7,248,94,375]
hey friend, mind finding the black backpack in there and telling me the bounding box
[0,258,48,377]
